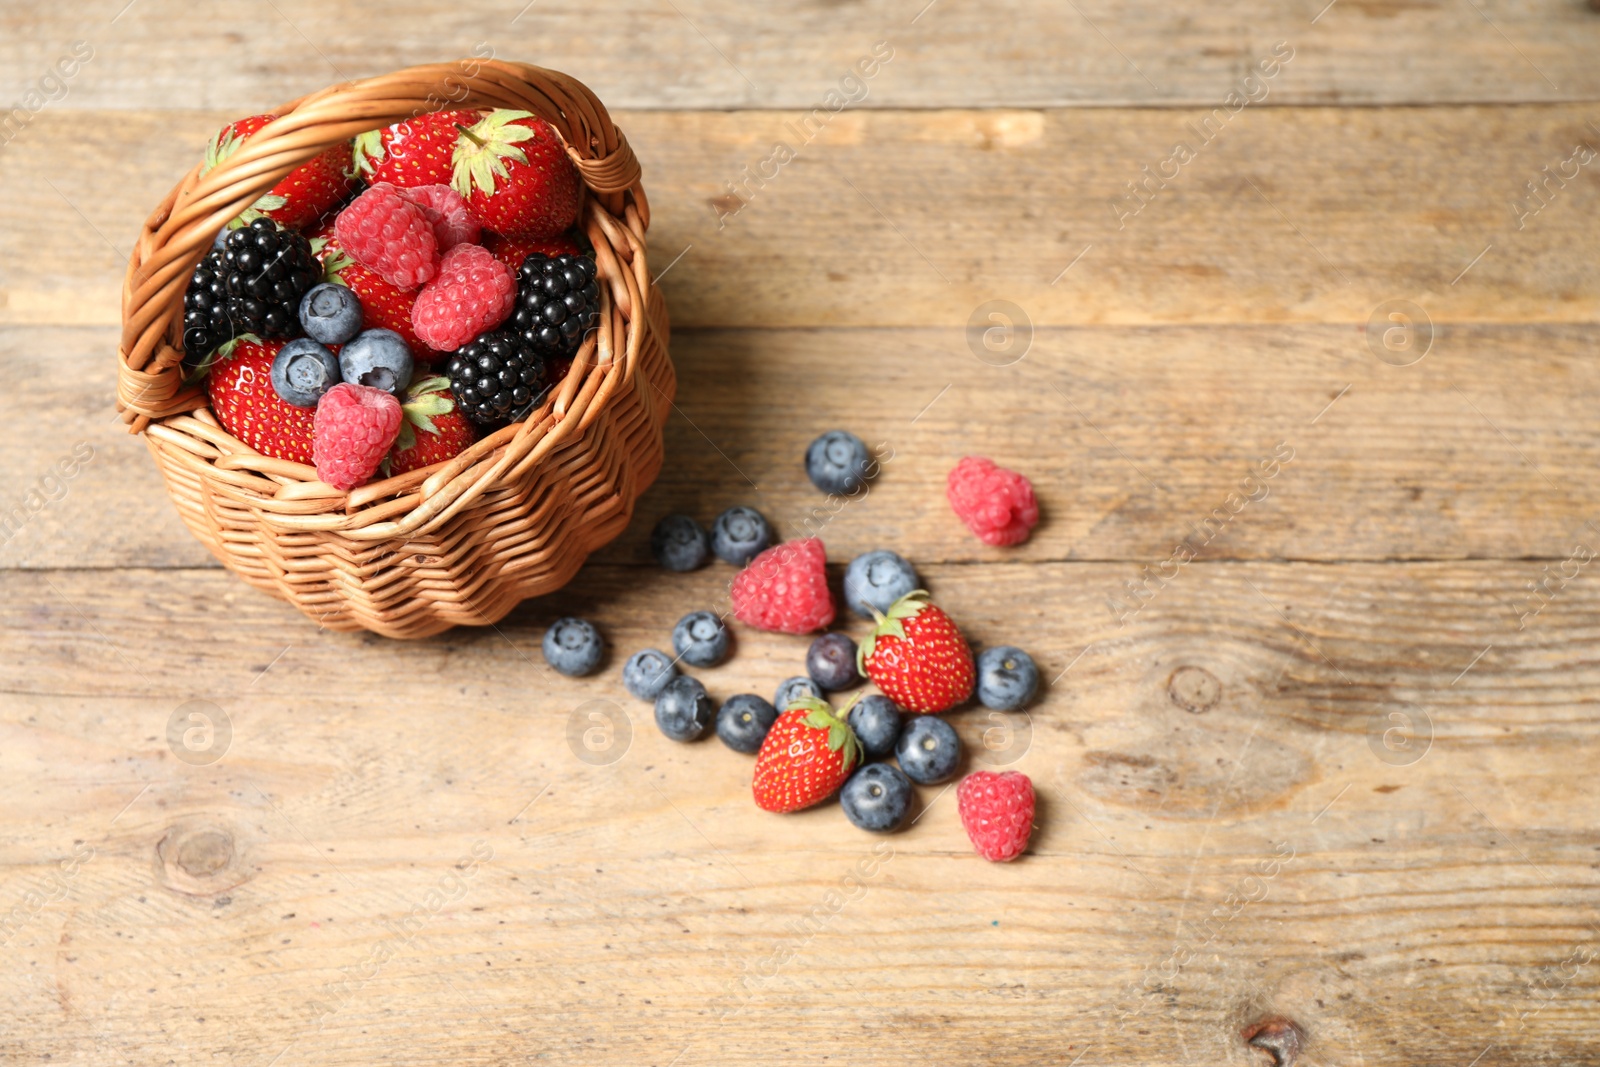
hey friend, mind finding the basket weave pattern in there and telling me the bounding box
[116,62,673,638]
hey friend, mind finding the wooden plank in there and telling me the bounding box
[4,322,1596,571]
[4,0,1599,111]
[5,106,1600,331]
[2,560,1598,1064]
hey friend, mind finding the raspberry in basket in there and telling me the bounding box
[313,383,403,490]
[946,456,1039,546]
[411,244,517,352]
[396,184,481,251]
[334,182,440,290]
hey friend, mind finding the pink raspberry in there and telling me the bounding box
[729,538,835,634]
[333,182,439,290]
[313,383,403,490]
[410,244,517,352]
[957,771,1035,862]
[396,184,481,251]
[946,456,1039,546]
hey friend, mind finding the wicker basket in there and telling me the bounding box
[115,61,673,639]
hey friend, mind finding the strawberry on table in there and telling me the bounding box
[205,336,317,465]
[751,696,863,814]
[387,375,478,475]
[451,110,582,238]
[353,109,480,189]
[856,590,975,714]
[202,114,354,232]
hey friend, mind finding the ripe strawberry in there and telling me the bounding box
[203,114,354,231]
[751,696,863,814]
[956,771,1035,862]
[205,336,316,465]
[729,538,835,634]
[856,590,974,714]
[483,231,582,273]
[387,376,478,475]
[316,230,440,363]
[451,110,582,238]
[353,109,480,189]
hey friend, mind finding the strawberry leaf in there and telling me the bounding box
[201,126,243,177]
[351,130,384,178]
[450,109,538,199]
[322,248,355,286]
[392,422,416,454]
[183,332,259,385]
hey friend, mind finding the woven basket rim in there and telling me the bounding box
[115,58,660,542]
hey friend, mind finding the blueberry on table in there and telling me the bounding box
[270,338,342,407]
[650,514,710,572]
[976,646,1039,711]
[805,430,873,495]
[623,649,678,701]
[774,675,824,711]
[673,610,731,667]
[716,693,778,754]
[896,715,962,785]
[542,617,604,677]
[655,675,714,742]
[806,632,861,691]
[339,328,414,397]
[840,763,913,832]
[711,505,773,565]
[846,694,902,760]
[299,282,364,344]
[843,549,919,619]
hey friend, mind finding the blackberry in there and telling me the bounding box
[445,327,549,428]
[182,247,235,366]
[508,253,600,359]
[222,218,320,340]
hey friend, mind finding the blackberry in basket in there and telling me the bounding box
[507,252,600,359]
[222,217,320,340]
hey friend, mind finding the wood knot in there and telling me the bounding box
[1242,1017,1303,1067]
[155,820,252,898]
[1167,665,1221,713]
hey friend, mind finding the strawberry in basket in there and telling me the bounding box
[451,110,581,238]
[202,115,355,232]
[353,109,481,189]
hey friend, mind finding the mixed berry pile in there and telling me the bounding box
[180,108,595,489]
[545,431,1044,862]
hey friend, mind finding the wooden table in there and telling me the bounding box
[4,3,1599,1063]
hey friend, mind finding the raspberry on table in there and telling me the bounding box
[334,182,440,290]
[956,770,1036,862]
[412,244,517,352]
[946,456,1040,546]
[729,538,835,634]
[312,383,403,490]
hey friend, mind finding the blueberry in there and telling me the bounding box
[673,610,731,667]
[846,694,902,760]
[650,514,710,572]
[299,282,364,344]
[976,646,1040,710]
[654,675,713,742]
[541,617,603,676]
[716,693,778,754]
[844,550,920,618]
[840,762,913,832]
[269,338,342,407]
[806,632,861,691]
[623,648,678,701]
[895,715,961,784]
[774,675,824,711]
[805,430,873,495]
[711,505,773,565]
[338,328,414,397]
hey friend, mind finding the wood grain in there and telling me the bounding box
[2,560,1597,1064]
[5,0,1600,111]
[5,106,1600,330]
